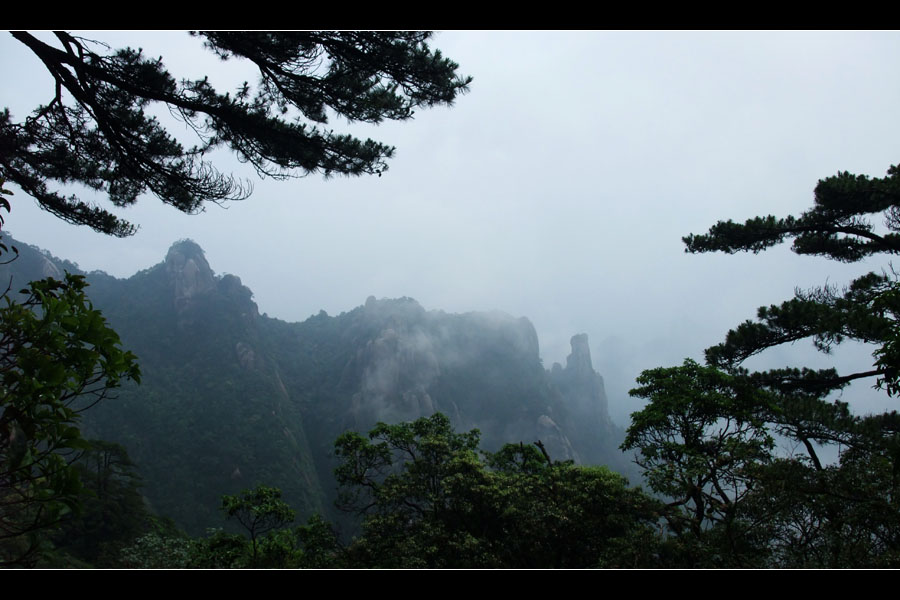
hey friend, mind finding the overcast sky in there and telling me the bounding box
[3,30,900,425]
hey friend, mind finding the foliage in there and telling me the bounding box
[704,271,899,398]
[243,514,343,569]
[0,177,17,263]
[625,163,900,567]
[292,514,343,568]
[188,528,251,568]
[221,484,295,566]
[624,362,773,527]
[623,360,779,566]
[685,164,900,393]
[872,279,900,395]
[1,31,471,236]
[739,429,900,568]
[0,273,139,566]
[334,413,661,568]
[50,439,151,565]
[683,165,900,261]
[119,529,194,569]
[485,445,664,568]
[187,505,341,569]
[626,366,900,567]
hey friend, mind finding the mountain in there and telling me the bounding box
[0,234,633,535]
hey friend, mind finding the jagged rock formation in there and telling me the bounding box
[269,295,629,492]
[1,235,629,534]
[549,334,619,466]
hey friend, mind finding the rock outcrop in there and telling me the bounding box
[349,316,441,427]
[165,239,216,312]
[38,253,64,279]
[322,298,603,463]
[554,333,610,424]
[548,334,614,465]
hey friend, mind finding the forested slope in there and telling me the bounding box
[1,235,629,535]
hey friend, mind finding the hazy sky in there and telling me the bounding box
[3,30,900,425]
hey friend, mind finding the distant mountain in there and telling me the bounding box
[1,234,634,535]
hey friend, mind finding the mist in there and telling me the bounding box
[3,30,900,427]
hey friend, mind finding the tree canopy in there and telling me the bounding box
[624,360,773,534]
[683,166,900,262]
[1,31,472,237]
[221,484,295,566]
[0,274,139,566]
[334,413,661,568]
[686,164,900,397]
[623,163,900,567]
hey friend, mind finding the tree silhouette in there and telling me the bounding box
[1,31,471,236]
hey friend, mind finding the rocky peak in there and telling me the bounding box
[363,295,427,325]
[549,333,611,455]
[165,240,215,311]
[565,333,594,376]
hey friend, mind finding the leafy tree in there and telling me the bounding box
[627,371,900,567]
[334,413,661,568]
[49,439,150,565]
[188,527,251,569]
[483,444,663,568]
[0,274,140,566]
[119,529,194,569]
[220,484,295,566]
[291,514,343,568]
[738,429,900,568]
[334,413,492,567]
[623,359,776,566]
[0,176,17,265]
[188,494,340,569]
[247,515,343,569]
[1,31,472,236]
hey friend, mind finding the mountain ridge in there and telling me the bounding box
[1,234,634,534]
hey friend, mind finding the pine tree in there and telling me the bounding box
[0,31,472,237]
[685,165,900,396]
[624,164,900,566]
